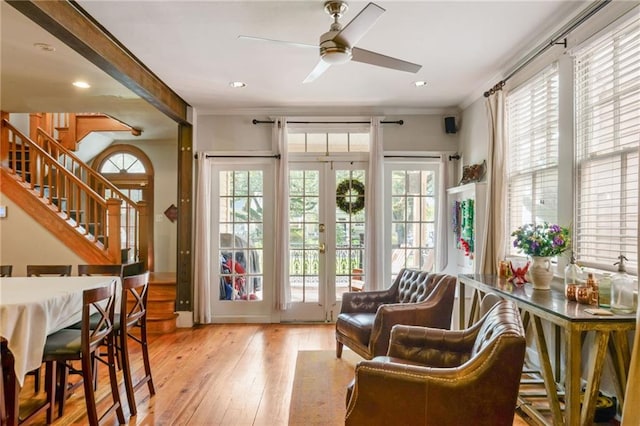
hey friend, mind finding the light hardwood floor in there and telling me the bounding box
[18,323,530,425]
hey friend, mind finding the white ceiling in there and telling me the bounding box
[2,1,588,137]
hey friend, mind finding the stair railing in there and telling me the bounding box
[35,127,145,265]
[1,119,122,262]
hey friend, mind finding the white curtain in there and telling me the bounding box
[193,153,213,323]
[435,155,452,272]
[274,118,291,310]
[481,90,507,274]
[365,117,384,290]
[621,152,640,425]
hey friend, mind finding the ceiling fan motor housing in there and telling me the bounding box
[320,31,352,64]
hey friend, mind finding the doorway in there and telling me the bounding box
[281,161,366,322]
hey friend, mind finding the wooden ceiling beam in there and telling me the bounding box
[7,0,190,124]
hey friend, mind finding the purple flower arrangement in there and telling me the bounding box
[511,223,571,257]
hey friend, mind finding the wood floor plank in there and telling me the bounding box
[18,323,532,425]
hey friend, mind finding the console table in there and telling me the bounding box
[457,274,636,426]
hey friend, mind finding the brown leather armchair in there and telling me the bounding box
[335,269,456,359]
[345,300,526,426]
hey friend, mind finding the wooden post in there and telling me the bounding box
[106,198,122,263]
[1,111,9,167]
[29,113,43,140]
[138,200,149,270]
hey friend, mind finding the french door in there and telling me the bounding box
[281,161,366,322]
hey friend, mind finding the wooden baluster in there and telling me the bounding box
[138,200,149,269]
[107,198,122,262]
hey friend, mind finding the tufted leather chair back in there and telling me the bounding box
[397,269,443,303]
[471,300,524,357]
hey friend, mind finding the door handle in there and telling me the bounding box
[319,243,326,254]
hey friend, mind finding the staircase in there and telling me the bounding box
[0,114,148,266]
[31,112,141,151]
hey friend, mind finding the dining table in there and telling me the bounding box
[0,275,121,426]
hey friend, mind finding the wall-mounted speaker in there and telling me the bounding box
[444,116,457,134]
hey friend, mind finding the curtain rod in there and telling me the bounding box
[252,119,403,125]
[194,153,281,159]
[484,0,612,97]
[384,155,441,159]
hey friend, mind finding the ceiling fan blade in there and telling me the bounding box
[238,35,318,49]
[333,2,385,47]
[303,60,332,84]
[352,47,422,73]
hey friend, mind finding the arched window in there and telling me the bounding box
[92,145,155,269]
[100,152,146,174]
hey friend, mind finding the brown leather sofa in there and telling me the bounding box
[335,269,456,359]
[345,300,526,426]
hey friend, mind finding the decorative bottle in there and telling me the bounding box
[564,252,582,301]
[611,254,637,314]
[585,273,599,306]
[598,273,612,308]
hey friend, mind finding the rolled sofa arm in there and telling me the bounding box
[340,287,398,314]
[367,276,456,357]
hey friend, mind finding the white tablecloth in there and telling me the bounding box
[0,276,120,386]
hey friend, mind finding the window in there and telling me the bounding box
[288,131,369,153]
[99,152,146,173]
[574,14,639,271]
[506,63,559,256]
[385,163,438,278]
[217,168,265,301]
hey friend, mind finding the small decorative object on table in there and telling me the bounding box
[509,260,530,286]
[511,222,571,290]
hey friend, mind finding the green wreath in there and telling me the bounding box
[336,179,365,214]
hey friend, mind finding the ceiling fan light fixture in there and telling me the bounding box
[320,45,352,65]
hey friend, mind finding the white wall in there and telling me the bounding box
[383,115,458,152]
[0,195,84,276]
[195,113,459,153]
[124,138,178,273]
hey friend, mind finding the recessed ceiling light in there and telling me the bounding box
[414,81,428,87]
[33,42,55,52]
[229,81,247,88]
[72,81,91,89]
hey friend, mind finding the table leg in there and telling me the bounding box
[532,315,564,425]
[581,331,609,426]
[608,331,631,408]
[468,290,480,327]
[459,282,466,330]
[565,327,581,426]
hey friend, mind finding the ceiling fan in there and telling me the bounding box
[239,1,422,83]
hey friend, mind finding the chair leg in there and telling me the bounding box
[139,323,155,396]
[81,355,100,426]
[336,341,344,358]
[120,328,137,416]
[57,363,69,418]
[44,361,56,424]
[34,367,41,393]
[106,337,126,424]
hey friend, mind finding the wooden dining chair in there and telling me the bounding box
[26,264,72,277]
[42,281,125,426]
[118,271,156,415]
[77,264,122,276]
[59,261,146,414]
[24,264,72,392]
[0,265,12,277]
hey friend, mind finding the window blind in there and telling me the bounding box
[574,12,639,272]
[506,63,559,255]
